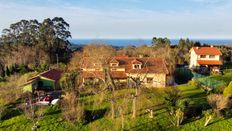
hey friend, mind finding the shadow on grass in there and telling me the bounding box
[207,118,223,126]
[1,107,23,121]
[0,117,30,129]
[84,108,108,124]
[130,119,168,131]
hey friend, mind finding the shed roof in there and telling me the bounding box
[40,69,63,81]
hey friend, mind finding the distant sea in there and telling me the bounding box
[70,39,232,47]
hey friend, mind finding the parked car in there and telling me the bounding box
[43,95,53,102]
[36,95,53,105]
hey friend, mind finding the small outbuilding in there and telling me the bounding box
[23,69,62,94]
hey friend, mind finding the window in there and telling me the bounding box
[111,63,118,66]
[147,78,153,83]
[133,64,141,69]
[200,55,206,58]
[111,68,117,71]
[209,55,215,58]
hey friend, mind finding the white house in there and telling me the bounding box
[189,46,222,72]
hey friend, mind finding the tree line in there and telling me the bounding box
[0,17,72,79]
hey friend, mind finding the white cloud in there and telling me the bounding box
[0,1,231,39]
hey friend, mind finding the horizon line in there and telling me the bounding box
[70,38,232,40]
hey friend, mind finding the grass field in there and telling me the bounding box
[1,77,232,130]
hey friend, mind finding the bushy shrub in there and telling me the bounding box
[174,67,193,84]
[223,81,232,97]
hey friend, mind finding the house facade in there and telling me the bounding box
[189,46,222,72]
[81,56,169,88]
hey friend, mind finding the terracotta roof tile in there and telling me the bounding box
[114,57,169,74]
[131,59,142,64]
[81,56,169,79]
[110,58,119,64]
[192,47,222,55]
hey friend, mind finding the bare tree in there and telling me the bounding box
[60,91,84,123]
[3,45,49,68]
[207,94,231,116]
[22,93,40,131]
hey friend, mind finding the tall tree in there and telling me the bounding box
[0,17,71,64]
[176,38,194,64]
[152,37,171,48]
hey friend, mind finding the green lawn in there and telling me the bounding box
[178,84,207,106]
[1,84,232,130]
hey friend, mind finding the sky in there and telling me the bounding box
[0,0,232,39]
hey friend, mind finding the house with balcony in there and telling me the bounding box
[189,46,222,73]
[81,56,169,88]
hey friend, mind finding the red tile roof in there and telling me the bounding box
[192,47,222,55]
[114,56,169,74]
[197,60,222,65]
[81,56,168,79]
[131,59,142,64]
[81,57,102,68]
[110,58,119,64]
[40,69,63,81]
